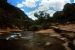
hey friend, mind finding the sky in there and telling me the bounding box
[7,0,75,20]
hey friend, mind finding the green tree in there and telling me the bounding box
[34,11,52,29]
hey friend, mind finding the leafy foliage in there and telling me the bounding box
[34,11,52,29]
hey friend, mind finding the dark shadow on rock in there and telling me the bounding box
[0,0,32,29]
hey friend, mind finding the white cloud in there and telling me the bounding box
[22,0,36,8]
[17,0,39,8]
[16,0,71,20]
[17,4,24,8]
[39,0,69,11]
[26,10,38,20]
[74,0,75,3]
[40,0,69,3]
[21,8,25,11]
[35,0,40,1]
[35,0,70,16]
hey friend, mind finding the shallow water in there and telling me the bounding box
[0,31,67,50]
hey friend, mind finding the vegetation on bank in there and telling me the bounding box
[31,3,75,31]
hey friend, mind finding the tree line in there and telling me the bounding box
[0,0,75,31]
[33,3,75,30]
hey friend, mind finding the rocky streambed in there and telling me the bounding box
[0,30,74,50]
